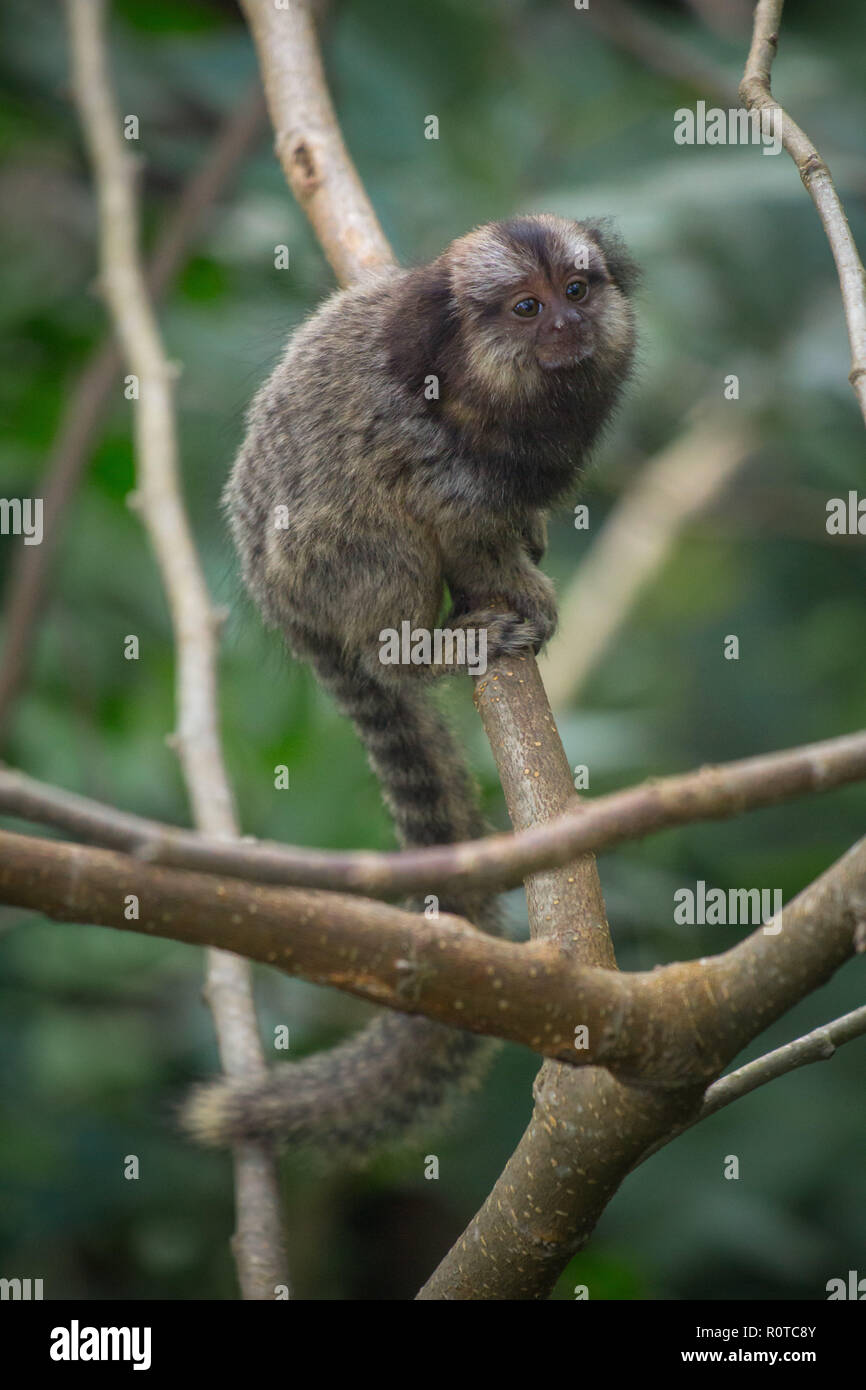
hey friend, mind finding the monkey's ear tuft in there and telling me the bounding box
[385,258,458,394]
[582,218,641,295]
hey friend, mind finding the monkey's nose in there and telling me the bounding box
[551,311,581,332]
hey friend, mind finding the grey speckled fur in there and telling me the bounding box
[182,215,637,1159]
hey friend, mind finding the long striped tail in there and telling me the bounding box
[182,641,500,1158]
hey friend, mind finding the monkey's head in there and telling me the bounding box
[387,213,638,498]
[443,213,638,404]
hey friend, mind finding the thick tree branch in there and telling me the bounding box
[740,0,866,425]
[419,824,866,1297]
[7,794,860,1303]
[2,825,863,1090]
[3,725,866,899]
[64,0,286,1300]
[0,83,266,747]
[418,649,866,1298]
[1,826,608,1063]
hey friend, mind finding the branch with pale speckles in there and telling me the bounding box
[2,724,866,899]
[2,825,864,1095]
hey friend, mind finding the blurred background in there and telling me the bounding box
[0,0,864,1300]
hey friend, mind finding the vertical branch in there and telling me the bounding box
[475,657,613,961]
[64,0,287,1299]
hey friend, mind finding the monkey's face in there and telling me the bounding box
[508,268,596,372]
[447,214,636,403]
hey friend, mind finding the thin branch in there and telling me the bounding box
[0,346,117,744]
[3,724,866,899]
[635,1004,866,1166]
[0,83,266,747]
[739,0,866,425]
[64,0,286,1300]
[700,1003,866,1112]
[541,407,753,708]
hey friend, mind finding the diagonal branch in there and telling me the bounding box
[740,0,866,425]
[699,1004,866,1114]
[3,724,866,898]
[238,0,390,282]
[64,0,286,1300]
[3,824,863,1090]
[475,656,612,957]
[0,83,266,747]
[635,1003,866,1167]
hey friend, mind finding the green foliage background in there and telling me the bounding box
[0,0,863,1299]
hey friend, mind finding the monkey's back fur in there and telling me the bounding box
[183,214,637,1158]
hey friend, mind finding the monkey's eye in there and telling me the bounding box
[512,297,541,318]
[565,279,589,302]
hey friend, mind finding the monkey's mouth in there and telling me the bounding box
[535,343,590,372]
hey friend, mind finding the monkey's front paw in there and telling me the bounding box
[474,609,549,660]
[503,582,558,649]
[515,603,557,649]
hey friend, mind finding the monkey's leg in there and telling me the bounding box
[520,509,549,565]
[445,543,559,653]
[278,527,541,678]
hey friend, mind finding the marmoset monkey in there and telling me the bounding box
[183,214,637,1158]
